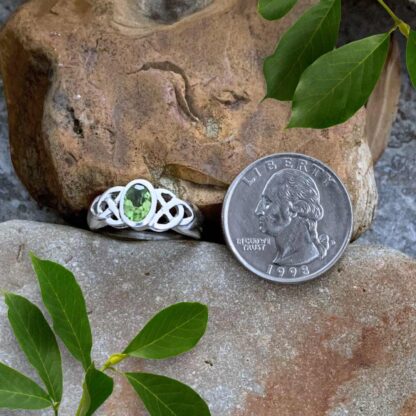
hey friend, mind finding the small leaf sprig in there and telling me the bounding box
[0,254,210,416]
[259,0,416,129]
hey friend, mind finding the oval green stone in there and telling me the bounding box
[123,185,152,222]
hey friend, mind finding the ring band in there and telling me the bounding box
[87,179,203,239]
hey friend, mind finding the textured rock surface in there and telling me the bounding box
[341,0,416,256]
[0,0,414,256]
[0,220,415,416]
[0,0,63,225]
[360,76,416,256]
[0,0,394,239]
[0,0,62,225]
[366,38,401,161]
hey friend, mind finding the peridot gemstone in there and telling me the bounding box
[123,185,152,222]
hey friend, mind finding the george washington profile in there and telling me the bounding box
[255,168,330,266]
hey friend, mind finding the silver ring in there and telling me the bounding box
[87,179,203,240]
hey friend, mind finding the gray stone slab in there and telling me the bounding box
[0,220,415,415]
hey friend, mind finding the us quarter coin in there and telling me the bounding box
[222,153,353,283]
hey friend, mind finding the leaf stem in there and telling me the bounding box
[377,0,398,22]
[376,0,410,37]
[51,400,59,416]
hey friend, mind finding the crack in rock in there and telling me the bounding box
[130,61,201,122]
[138,0,213,24]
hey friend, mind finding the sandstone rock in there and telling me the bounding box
[0,0,400,238]
[0,220,415,415]
[366,37,401,162]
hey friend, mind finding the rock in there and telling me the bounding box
[0,220,415,415]
[0,0,62,224]
[360,66,416,258]
[366,37,401,162]
[0,1,400,239]
[0,0,411,257]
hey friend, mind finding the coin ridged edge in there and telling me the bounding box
[221,152,353,284]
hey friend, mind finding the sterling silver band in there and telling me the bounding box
[87,179,202,240]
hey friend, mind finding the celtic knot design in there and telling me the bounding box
[90,186,127,229]
[88,182,196,235]
[150,189,194,232]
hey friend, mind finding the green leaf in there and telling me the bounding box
[258,0,298,20]
[125,372,211,416]
[264,0,341,101]
[288,33,390,128]
[123,302,208,359]
[30,253,92,370]
[76,365,114,416]
[5,293,63,404]
[406,29,416,88]
[0,362,51,409]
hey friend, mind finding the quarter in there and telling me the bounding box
[222,153,353,283]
